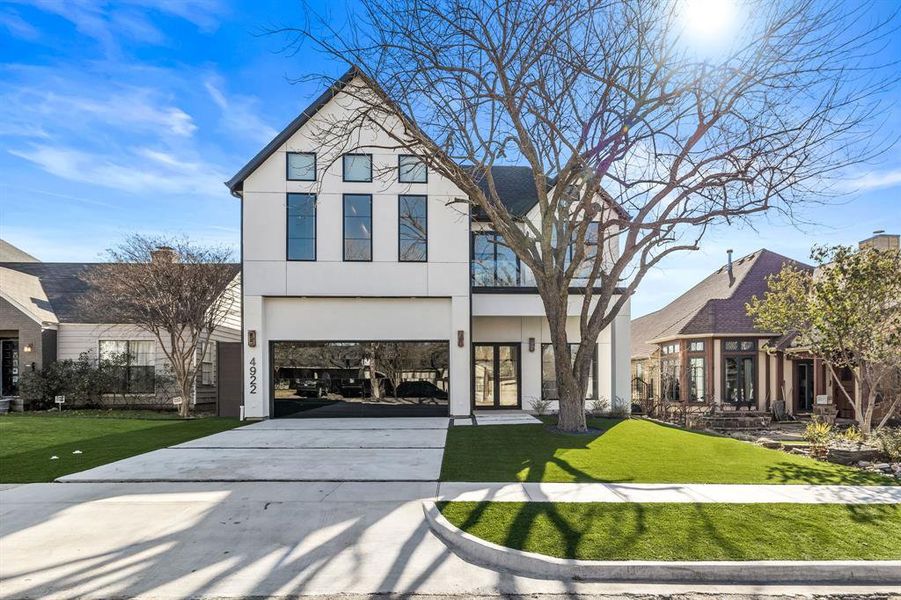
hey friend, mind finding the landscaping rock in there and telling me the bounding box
[827,448,881,466]
[873,463,892,472]
[756,437,782,450]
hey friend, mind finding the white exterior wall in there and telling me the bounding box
[240,80,471,418]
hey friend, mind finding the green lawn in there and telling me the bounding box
[439,501,901,560]
[440,417,892,485]
[0,413,243,483]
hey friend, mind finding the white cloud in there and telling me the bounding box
[9,0,225,54]
[204,75,278,145]
[9,145,228,198]
[840,167,901,192]
[0,8,40,40]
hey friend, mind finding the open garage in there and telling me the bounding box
[271,341,450,418]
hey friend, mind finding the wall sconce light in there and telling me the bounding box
[528,337,536,352]
[22,343,34,353]
[457,330,465,348]
[247,330,257,348]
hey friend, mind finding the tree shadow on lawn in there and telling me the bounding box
[765,461,896,486]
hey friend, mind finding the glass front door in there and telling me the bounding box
[473,343,520,408]
[796,360,814,412]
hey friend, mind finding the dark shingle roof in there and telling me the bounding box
[630,249,812,358]
[0,262,239,324]
[469,166,542,218]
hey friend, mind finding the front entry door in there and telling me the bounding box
[796,360,814,413]
[473,343,520,409]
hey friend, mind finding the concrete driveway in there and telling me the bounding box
[57,417,449,483]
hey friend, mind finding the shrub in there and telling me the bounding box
[838,425,864,447]
[803,419,833,458]
[875,427,901,461]
[588,396,610,417]
[528,397,552,416]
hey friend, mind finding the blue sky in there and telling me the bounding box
[1,0,899,318]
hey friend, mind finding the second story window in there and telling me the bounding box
[398,155,427,183]
[343,153,372,182]
[287,193,316,261]
[398,195,427,262]
[343,194,372,261]
[287,152,316,181]
[473,232,519,286]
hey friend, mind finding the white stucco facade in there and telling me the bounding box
[234,74,631,419]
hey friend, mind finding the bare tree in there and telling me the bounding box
[80,235,239,417]
[275,0,898,431]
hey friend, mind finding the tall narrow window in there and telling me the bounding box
[287,193,316,261]
[343,153,372,182]
[572,221,600,282]
[286,152,316,181]
[343,194,372,261]
[398,155,427,183]
[398,195,427,262]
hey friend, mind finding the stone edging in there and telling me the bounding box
[423,500,901,583]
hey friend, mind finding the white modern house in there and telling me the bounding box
[227,68,631,419]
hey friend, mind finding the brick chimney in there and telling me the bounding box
[859,230,900,251]
[150,246,178,263]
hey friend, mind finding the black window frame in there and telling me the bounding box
[286,193,317,261]
[342,153,373,183]
[343,193,373,262]
[398,154,428,183]
[286,152,317,182]
[471,231,521,286]
[398,194,428,262]
[540,343,599,401]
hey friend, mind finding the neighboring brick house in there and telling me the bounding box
[631,249,814,415]
[631,237,900,423]
[0,241,241,412]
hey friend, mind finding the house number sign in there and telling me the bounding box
[248,357,258,395]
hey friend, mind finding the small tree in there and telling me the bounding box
[747,245,901,434]
[80,236,238,417]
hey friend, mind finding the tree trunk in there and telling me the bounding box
[178,374,192,418]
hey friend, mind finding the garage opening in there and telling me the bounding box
[271,341,449,417]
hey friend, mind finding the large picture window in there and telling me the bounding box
[343,194,372,261]
[287,193,316,261]
[343,153,372,182]
[398,195,427,261]
[472,231,519,286]
[540,343,598,400]
[99,340,155,394]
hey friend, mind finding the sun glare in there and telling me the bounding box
[678,0,738,50]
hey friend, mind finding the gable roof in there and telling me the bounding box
[630,249,813,358]
[225,67,630,221]
[0,239,39,262]
[0,266,57,325]
[0,262,240,324]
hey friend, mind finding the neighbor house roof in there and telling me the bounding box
[225,67,630,221]
[0,266,58,325]
[0,240,40,262]
[630,249,812,359]
[0,262,240,324]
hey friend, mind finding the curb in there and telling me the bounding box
[423,501,901,583]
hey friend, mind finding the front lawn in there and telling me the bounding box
[439,501,901,560]
[440,417,892,484]
[0,413,243,483]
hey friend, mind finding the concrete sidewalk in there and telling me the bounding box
[438,482,901,504]
[3,482,899,599]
